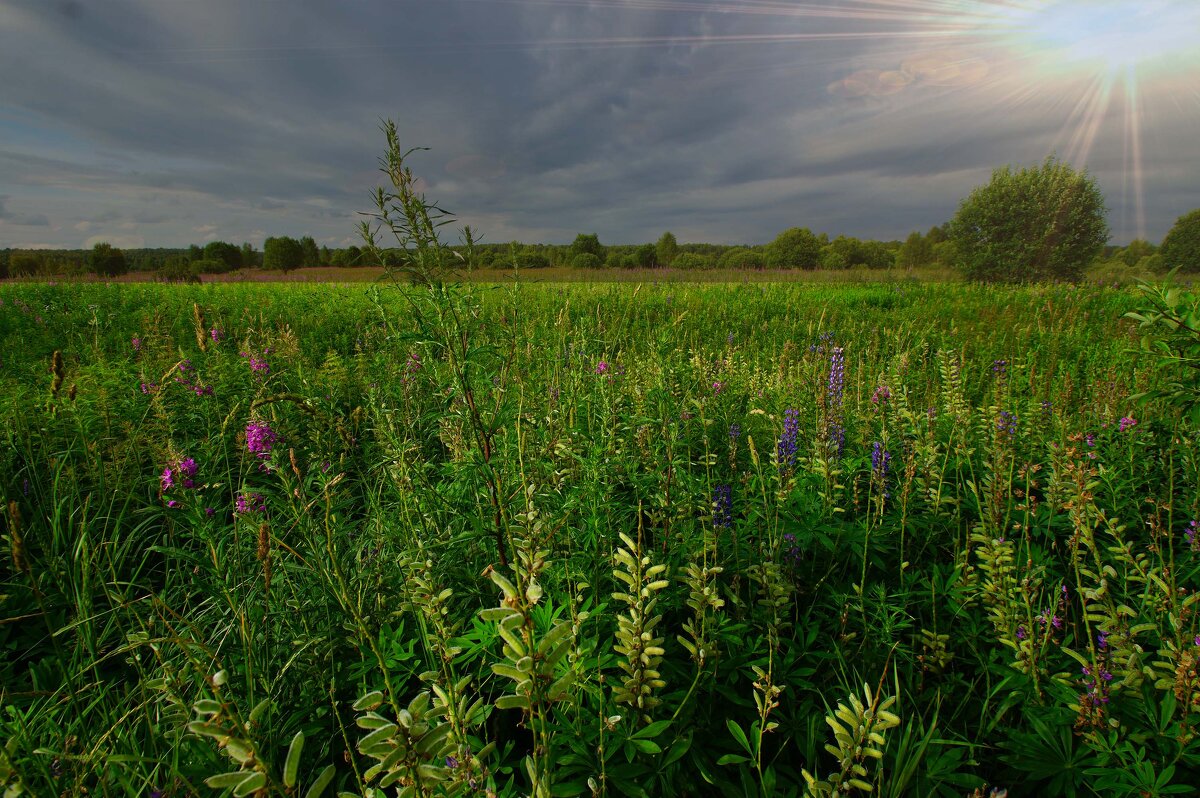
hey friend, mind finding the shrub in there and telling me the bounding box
[948,156,1108,283]
[1160,209,1200,272]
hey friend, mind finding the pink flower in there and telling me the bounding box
[1118,416,1137,432]
[594,361,609,375]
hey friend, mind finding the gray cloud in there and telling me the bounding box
[1,0,1197,249]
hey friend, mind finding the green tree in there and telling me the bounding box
[263,236,303,273]
[87,242,128,277]
[766,227,822,270]
[1118,238,1155,267]
[240,242,258,269]
[655,232,678,267]
[9,252,41,277]
[926,224,948,246]
[159,255,200,283]
[571,252,602,270]
[203,241,241,272]
[896,231,933,269]
[948,156,1108,283]
[672,252,713,270]
[635,243,656,268]
[1160,209,1200,272]
[717,247,764,270]
[570,233,604,261]
[299,235,320,269]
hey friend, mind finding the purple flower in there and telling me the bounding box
[235,492,265,515]
[1186,520,1198,552]
[445,755,459,769]
[161,467,175,492]
[204,507,215,517]
[1085,432,1096,448]
[729,423,742,442]
[132,336,142,352]
[210,327,224,343]
[178,458,198,488]
[594,360,609,376]
[777,408,800,472]
[870,384,890,405]
[246,421,278,459]
[991,359,1008,381]
[827,347,845,404]
[996,410,1018,438]
[166,500,180,509]
[712,484,733,529]
[1016,625,1027,641]
[1097,629,1108,651]
[1118,416,1137,433]
[712,380,724,395]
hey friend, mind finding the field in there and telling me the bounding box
[2,277,1199,797]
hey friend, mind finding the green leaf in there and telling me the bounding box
[304,765,337,798]
[632,719,672,740]
[717,753,750,766]
[284,731,305,788]
[726,719,753,757]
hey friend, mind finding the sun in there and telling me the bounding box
[1001,0,1200,74]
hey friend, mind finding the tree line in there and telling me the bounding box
[3,159,1199,282]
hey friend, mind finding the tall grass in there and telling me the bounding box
[2,271,1197,797]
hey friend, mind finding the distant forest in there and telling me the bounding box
[0,227,1160,281]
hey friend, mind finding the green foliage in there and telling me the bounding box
[896,231,933,269]
[87,241,128,277]
[717,247,765,270]
[655,231,678,267]
[203,241,242,271]
[948,155,1109,283]
[1126,272,1200,418]
[299,235,320,269]
[571,252,602,270]
[570,233,604,262]
[8,252,41,277]
[766,227,822,270]
[159,255,201,283]
[263,236,303,272]
[1160,209,1200,272]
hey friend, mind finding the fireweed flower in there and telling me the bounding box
[1118,416,1137,432]
[870,385,890,405]
[235,492,266,515]
[246,421,277,459]
[161,467,175,492]
[177,457,198,488]
[777,408,800,472]
[594,360,609,376]
[712,380,724,395]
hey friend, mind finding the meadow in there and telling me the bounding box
[2,276,1199,797]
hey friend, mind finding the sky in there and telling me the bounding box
[1,0,1198,250]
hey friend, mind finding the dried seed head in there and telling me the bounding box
[193,303,208,352]
[50,350,65,397]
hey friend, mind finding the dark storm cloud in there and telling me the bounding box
[1,0,1196,248]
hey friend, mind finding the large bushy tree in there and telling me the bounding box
[948,156,1108,283]
[1160,209,1200,272]
[655,231,678,267]
[263,236,303,273]
[87,242,128,277]
[766,227,822,270]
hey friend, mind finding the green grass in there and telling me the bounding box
[1,277,1197,798]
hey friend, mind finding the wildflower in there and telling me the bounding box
[729,423,741,442]
[1097,629,1108,651]
[204,507,215,517]
[132,336,142,352]
[161,467,175,492]
[1118,416,1137,432]
[991,359,1008,381]
[1016,625,1027,641]
[594,360,609,375]
[996,410,1018,438]
[712,484,733,529]
[827,347,845,404]
[712,380,724,395]
[1085,432,1096,448]
[446,755,459,769]
[166,500,180,509]
[210,327,224,343]
[235,492,266,515]
[777,408,800,472]
[246,421,278,459]
[178,458,198,488]
[870,384,890,405]
[1185,520,1198,552]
